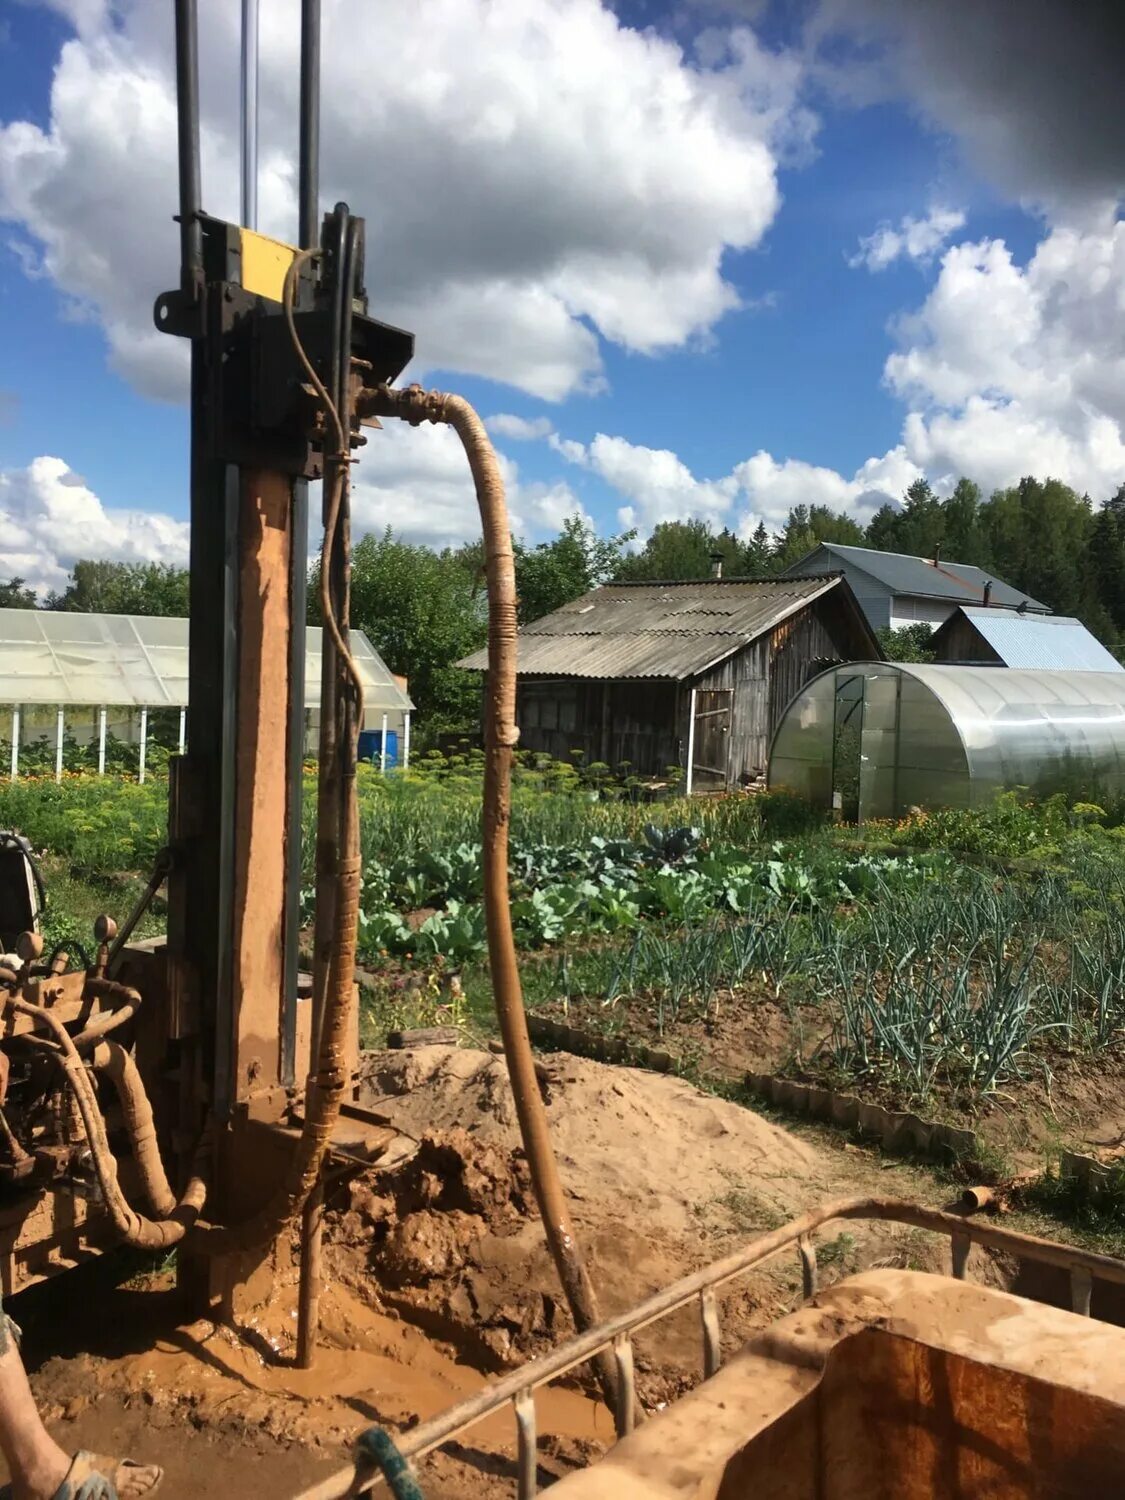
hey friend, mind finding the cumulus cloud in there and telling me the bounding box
[815,0,1125,215]
[0,0,806,402]
[0,456,190,595]
[849,206,965,271]
[732,446,920,530]
[351,420,582,549]
[549,428,918,536]
[544,213,1125,530]
[555,433,739,532]
[884,217,1125,497]
[485,414,556,442]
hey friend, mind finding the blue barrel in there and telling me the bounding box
[358,729,398,766]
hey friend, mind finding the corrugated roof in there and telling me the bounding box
[942,607,1124,673]
[0,609,413,712]
[783,542,1050,612]
[458,576,865,680]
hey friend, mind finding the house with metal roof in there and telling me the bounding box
[458,575,880,791]
[778,542,1050,632]
[931,606,1123,673]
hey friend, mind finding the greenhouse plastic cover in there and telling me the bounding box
[768,662,1125,817]
[0,610,412,712]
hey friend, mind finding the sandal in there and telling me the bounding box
[52,1451,163,1500]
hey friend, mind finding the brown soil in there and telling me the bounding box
[337,1046,972,1400]
[6,1045,967,1499]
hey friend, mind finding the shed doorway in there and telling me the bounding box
[688,689,732,792]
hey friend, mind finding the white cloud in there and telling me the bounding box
[0,1,806,402]
[350,420,580,549]
[0,456,190,595]
[546,217,1125,529]
[557,433,740,532]
[485,414,556,442]
[849,205,966,271]
[550,428,918,536]
[0,426,577,594]
[884,217,1125,497]
[732,446,920,531]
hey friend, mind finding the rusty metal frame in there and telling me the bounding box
[293,1194,1125,1500]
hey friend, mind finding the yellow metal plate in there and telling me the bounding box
[240,227,298,303]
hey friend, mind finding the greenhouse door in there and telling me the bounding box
[831,674,865,821]
[856,671,901,822]
[689,689,731,792]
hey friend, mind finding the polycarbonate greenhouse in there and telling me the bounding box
[768,662,1125,821]
[0,609,412,780]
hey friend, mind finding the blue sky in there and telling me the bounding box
[0,0,1122,590]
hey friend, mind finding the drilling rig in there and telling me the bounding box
[0,0,414,1361]
[0,0,599,1389]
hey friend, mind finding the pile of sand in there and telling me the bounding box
[326,1047,855,1386]
[358,1045,824,1236]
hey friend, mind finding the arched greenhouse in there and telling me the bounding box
[767,663,1125,821]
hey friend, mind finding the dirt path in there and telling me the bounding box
[7,1046,969,1499]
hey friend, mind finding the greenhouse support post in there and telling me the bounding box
[139,708,148,785]
[685,688,697,797]
[9,707,19,782]
[55,708,64,783]
[179,707,187,754]
[380,713,388,774]
[402,711,411,770]
[98,708,107,776]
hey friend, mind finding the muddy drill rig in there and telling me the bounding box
[0,0,407,1349]
[0,0,599,1391]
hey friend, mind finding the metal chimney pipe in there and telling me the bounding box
[240,0,259,230]
[709,552,724,580]
[983,580,993,606]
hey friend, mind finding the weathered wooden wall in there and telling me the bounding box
[932,616,1002,664]
[516,678,681,776]
[691,639,768,786]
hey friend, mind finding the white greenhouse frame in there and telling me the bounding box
[0,610,412,782]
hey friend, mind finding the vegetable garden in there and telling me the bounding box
[4,755,1125,1120]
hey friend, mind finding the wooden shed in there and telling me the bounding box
[458,575,881,790]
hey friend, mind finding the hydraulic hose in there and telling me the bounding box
[359,383,618,1411]
[70,977,142,1051]
[90,1040,178,1219]
[8,998,206,1250]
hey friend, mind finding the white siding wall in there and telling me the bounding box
[888,597,957,629]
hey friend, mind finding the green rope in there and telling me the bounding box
[354,1429,424,1500]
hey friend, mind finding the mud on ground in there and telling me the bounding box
[8,1046,976,1499]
